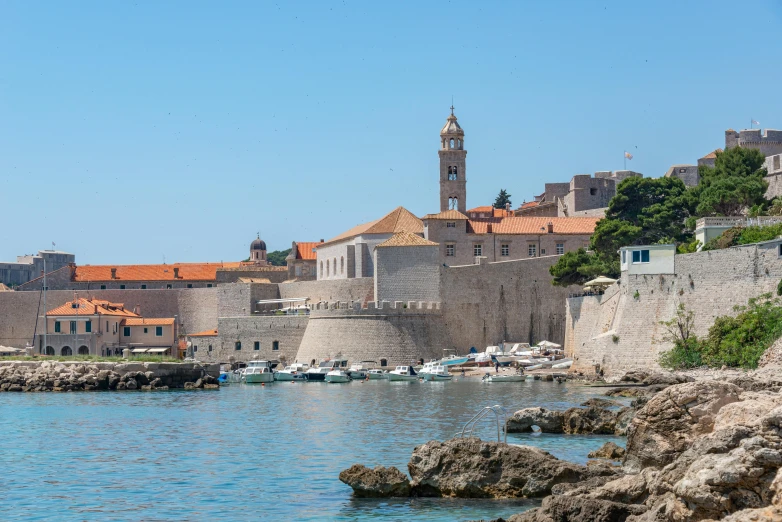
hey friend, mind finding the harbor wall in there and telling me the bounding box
[568,242,782,375]
[200,315,309,364]
[294,301,445,367]
[278,277,374,304]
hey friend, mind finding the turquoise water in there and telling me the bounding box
[0,379,625,521]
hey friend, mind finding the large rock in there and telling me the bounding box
[338,465,411,497]
[407,437,617,498]
[588,442,626,461]
[506,407,564,433]
[562,406,621,435]
[624,380,742,472]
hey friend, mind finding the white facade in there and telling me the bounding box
[619,244,675,275]
[316,233,395,280]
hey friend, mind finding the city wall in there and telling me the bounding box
[202,315,309,364]
[278,277,374,304]
[567,243,782,375]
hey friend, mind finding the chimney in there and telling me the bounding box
[110,267,117,279]
[320,239,324,243]
[505,202,511,213]
[173,267,180,279]
[487,223,493,234]
[547,222,554,234]
[134,304,141,316]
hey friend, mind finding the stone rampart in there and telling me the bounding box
[568,242,782,375]
[294,301,444,367]
[278,277,374,304]
[206,315,308,364]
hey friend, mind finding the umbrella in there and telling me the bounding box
[584,276,618,288]
[536,340,562,349]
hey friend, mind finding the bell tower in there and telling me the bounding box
[439,106,467,212]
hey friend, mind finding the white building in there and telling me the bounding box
[619,244,675,275]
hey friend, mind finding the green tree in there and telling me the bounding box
[266,249,291,266]
[493,189,512,209]
[549,248,611,287]
[658,304,702,370]
[694,147,768,216]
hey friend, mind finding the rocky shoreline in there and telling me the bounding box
[339,366,782,521]
[0,360,220,392]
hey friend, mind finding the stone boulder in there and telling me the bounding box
[506,407,564,433]
[338,465,411,497]
[641,372,693,387]
[407,438,617,498]
[581,398,622,408]
[588,442,626,461]
[624,380,742,472]
[562,407,622,435]
[619,370,651,383]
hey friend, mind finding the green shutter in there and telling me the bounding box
[85,321,92,333]
[54,321,60,333]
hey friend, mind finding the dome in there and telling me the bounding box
[251,236,266,251]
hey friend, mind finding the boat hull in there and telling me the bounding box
[274,372,305,381]
[439,357,469,367]
[244,373,274,384]
[387,374,418,381]
[421,373,452,381]
[487,375,526,382]
[325,375,350,383]
[367,372,386,380]
[304,372,328,381]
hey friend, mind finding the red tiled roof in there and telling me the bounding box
[468,217,599,235]
[73,262,242,282]
[701,148,723,159]
[47,298,140,317]
[376,232,438,248]
[319,207,423,247]
[520,201,539,209]
[122,318,175,326]
[294,242,319,261]
[189,329,218,337]
[467,205,494,213]
[421,210,469,220]
[467,206,513,218]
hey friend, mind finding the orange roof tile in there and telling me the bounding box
[47,298,140,317]
[421,210,469,220]
[319,207,423,247]
[701,148,723,159]
[468,217,599,235]
[189,329,218,337]
[72,262,242,282]
[294,242,319,261]
[376,232,438,248]
[520,201,540,209]
[467,206,513,218]
[467,205,494,213]
[122,317,175,326]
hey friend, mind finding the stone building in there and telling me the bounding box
[439,106,467,212]
[725,128,782,157]
[285,241,320,281]
[374,232,440,302]
[314,206,423,281]
[664,165,700,187]
[0,250,74,288]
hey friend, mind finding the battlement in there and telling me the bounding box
[309,300,442,316]
[726,129,782,153]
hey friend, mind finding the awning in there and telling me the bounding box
[131,348,148,353]
[146,348,168,353]
[584,276,617,287]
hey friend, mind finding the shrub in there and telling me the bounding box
[658,304,702,370]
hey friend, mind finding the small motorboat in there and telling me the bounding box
[551,358,573,370]
[218,372,231,384]
[483,373,527,382]
[367,369,387,380]
[243,361,275,383]
[387,365,419,381]
[420,364,452,381]
[347,361,376,380]
[274,365,308,381]
[304,359,348,381]
[325,369,351,383]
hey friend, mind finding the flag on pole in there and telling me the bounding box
[624,151,633,160]
[752,119,760,126]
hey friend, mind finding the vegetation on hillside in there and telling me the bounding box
[550,146,772,287]
[659,294,782,370]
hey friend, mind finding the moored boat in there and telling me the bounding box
[420,364,452,381]
[274,364,308,381]
[243,361,275,383]
[325,369,351,383]
[367,369,387,380]
[387,365,419,381]
[483,373,527,382]
[304,359,348,381]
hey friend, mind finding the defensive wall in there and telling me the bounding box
[294,301,444,367]
[278,277,374,304]
[441,256,579,353]
[566,241,782,375]
[201,315,309,365]
[0,288,219,348]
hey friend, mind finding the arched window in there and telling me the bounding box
[340,256,344,274]
[449,138,454,149]
[45,346,54,356]
[380,358,388,367]
[457,139,461,149]
[78,346,89,355]
[447,166,453,175]
[453,166,458,175]
[311,359,316,367]
[326,260,330,277]
[61,346,72,356]
[333,258,337,276]
[320,261,323,277]
[442,138,446,149]
[449,197,459,210]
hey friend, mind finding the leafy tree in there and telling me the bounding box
[493,189,512,209]
[266,249,291,266]
[549,248,612,287]
[658,304,702,370]
[694,147,768,216]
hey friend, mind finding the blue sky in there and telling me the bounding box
[2,1,781,264]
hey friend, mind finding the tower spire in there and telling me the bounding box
[450,96,454,116]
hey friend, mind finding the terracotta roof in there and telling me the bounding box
[376,232,438,248]
[237,277,272,284]
[47,298,140,317]
[122,318,175,326]
[520,201,539,209]
[421,210,469,220]
[467,205,494,213]
[294,242,319,261]
[319,207,423,247]
[468,217,599,235]
[189,329,218,337]
[467,206,513,218]
[72,262,242,282]
[700,148,722,159]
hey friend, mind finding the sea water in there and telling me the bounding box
[0,378,626,521]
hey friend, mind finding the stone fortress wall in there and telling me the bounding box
[566,242,782,375]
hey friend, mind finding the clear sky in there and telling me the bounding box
[2,1,781,264]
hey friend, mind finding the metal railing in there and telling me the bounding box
[460,405,508,443]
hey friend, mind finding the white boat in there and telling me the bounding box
[551,358,573,370]
[347,360,376,380]
[274,364,308,381]
[438,354,470,367]
[304,359,348,381]
[420,364,452,381]
[243,361,275,383]
[483,373,527,382]
[367,369,387,380]
[325,369,351,383]
[387,365,419,381]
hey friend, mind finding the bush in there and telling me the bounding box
[658,304,702,370]
[702,223,782,251]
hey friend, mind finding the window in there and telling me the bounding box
[78,346,89,355]
[120,285,126,289]
[141,284,147,289]
[85,321,92,333]
[320,261,324,277]
[528,244,537,257]
[679,168,687,173]
[54,321,61,333]
[253,341,260,351]
[208,344,213,352]
[501,244,509,256]
[446,221,456,228]
[590,188,597,196]
[187,284,193,288]
[100,285,106,290]
[473,244,482,257]
[193,345,198,352]
[380,358,387,367]
[155,326,163,337]
[207,283,213,288]
[631,250,650,263]
[70,321,77,334]
[775,156,781,170]
[123,326,131,337]
[272,341,279,351]
[235,341,242,351]
[556,243,564,255]
[541,249,546,255]
[61,346,72,356]
[622,250,626,263]
[144,327,148,334]
[446,244,455,257]
[326,260,330,277]
[447,166,458,180]
[341,257,344,274]
[449,197,458,210]
[166,284,172,289]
